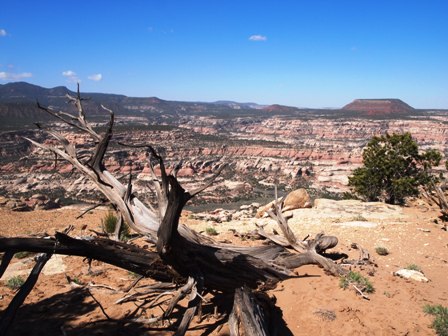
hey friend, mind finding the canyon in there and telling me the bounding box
[1,82,448,209]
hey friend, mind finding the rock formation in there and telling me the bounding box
[342,99,415,116]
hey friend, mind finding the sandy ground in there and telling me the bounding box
[0,201,447,335]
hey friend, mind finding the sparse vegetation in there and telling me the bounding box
[6,276,25,290]
[14,251,33,259]
[312,187,345,201]
[101,211,130,241]
[205,227,218,236]
[350,214,368,222]
[424,304,448,336]
[405,264,423,272]
[375,247,389,256]
[71,277,83,285]
[66,275,84,286]
[128,271,141,279]
[314,308,336,321]
[340,271,374,294]
[102,211,119,234]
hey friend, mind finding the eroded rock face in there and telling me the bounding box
[1,109,447,206]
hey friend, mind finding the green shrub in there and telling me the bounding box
[341,192,359,200]
[71,277,83,285]
[375,247,389,256]
[205,227,218,236]
[101,211,130,241]
[424,304,448,336]
[102,211,119,234]
[348,132,441,204]
[6,276,25,290]
[340,271,374,293]
[66,275,84,286]
[405,264,422,272]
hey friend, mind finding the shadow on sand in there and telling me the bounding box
[3,287,294,335]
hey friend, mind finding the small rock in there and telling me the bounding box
[31,194,48,201]
[393,269,429,282]
[13,177,28,186]
[5,199,32,212]
[13,204,32,212]
[0,196,8,206]
[42,200,60,210]
[256,201,275,218]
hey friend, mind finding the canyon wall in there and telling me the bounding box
[2,112,447,207]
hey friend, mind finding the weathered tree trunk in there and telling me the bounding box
[0,233,177,281]
[0,86,349,334]
[229,287,270,336]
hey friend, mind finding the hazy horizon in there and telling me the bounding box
[1,1,447,109]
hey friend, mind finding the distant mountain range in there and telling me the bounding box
[0,82,314,127]
[0,82,442,128]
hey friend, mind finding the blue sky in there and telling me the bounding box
[0,1,447,108]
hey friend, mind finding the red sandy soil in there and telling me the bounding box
[0,203,447,335]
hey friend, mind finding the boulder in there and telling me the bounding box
[393,269,429,282]
[283,188,312,211]
[256,188,312,218]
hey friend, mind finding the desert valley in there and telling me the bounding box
[0,82,447,335]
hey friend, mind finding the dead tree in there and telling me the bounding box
[0,85,347,335]
[422,181,448,231]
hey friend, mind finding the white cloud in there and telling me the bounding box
[249,34,267,41]
[62,70,79,82]
[0,29,7,36]
[88,73,102,81]
[0,71,32,81]
[62,70,76,77]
